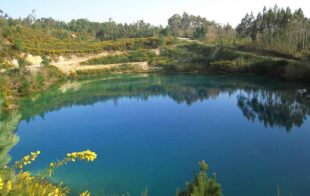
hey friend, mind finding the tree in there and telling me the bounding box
[158,34,166,46]
[179,160,222,196]
[0,28,3,54]
[14,38,23,51]
[16,25,22,34]
[21,77,31,93]
[168,14,182,36]
[236,13,253,39]
[36,72,45,89]
[236,5,310,53]
[3,27,11,37]
[0,97,21,166]
[18,58,27,76]
[250,20,258,41]
[63,31,69,39]
[41,55,49,67]
[163,26,172,37]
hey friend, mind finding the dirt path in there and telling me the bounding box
[53,61,149,74]
[26,49,160,75]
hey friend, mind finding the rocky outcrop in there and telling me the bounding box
[26,54,42,65]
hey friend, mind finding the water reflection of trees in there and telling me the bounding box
[2,74,310,166]
[18,74,310,132]
[237,89,310,132]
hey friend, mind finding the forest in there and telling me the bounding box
[236,5,310,54]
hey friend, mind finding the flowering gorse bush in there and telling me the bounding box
[0,150,97,196]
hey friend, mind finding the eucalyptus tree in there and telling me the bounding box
[237,5,310,53]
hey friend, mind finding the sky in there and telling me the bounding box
[1,0,310,27]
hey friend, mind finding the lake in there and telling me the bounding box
[9,74,310,196]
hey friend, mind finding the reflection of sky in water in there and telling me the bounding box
[8,74,310,196]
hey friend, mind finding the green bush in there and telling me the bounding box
[284,61,310,81]
[14,39,23,51]
[209,60,238,73]
[250,60,288,76]
[179,160,222,196]
[81,50,157,65]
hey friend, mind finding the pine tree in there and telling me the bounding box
[16,25,22,35]
[14,38,23,51]
[41,55,49,67]
[179,160,222,196]
[21,77,31,93]
[0,98,21,166]
[158,34,166,47]
[36,72,45,89]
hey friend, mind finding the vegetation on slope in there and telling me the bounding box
[155,42,310,82]
[80,50,157,65]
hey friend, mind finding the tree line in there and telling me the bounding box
[0,9,235,45]
[168,12,235,43]
[0,9,169,42]
[236,5,310,53]
[1,5,310,56]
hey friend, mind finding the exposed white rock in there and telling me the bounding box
[12,59,19,68]
[26,54,42,65]
[59,56,65,62]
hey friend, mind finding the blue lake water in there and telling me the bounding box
[8,74,310,196]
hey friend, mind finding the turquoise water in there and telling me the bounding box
[10,74,310,196]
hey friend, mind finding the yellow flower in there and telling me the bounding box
[6,181,11,191]
[18,171,32,182]
[3,166,7,169]
[48,188,60,196]
[0,177,3,190]
[37,151,41,155]
[50,163,54,167]
[19,165,23,169]
[71,153,77,158]
[80,190,91,196]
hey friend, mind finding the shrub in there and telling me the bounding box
[158,34,166,47]
[209,60,238,73]
[178,160,222,196]
[41,55,49,67]
[14,39,23,51]
[284,61,310,81]
[81,50,156,66]
[250,60,288,76]
[36,72,46,89]
[0,150,97,196]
